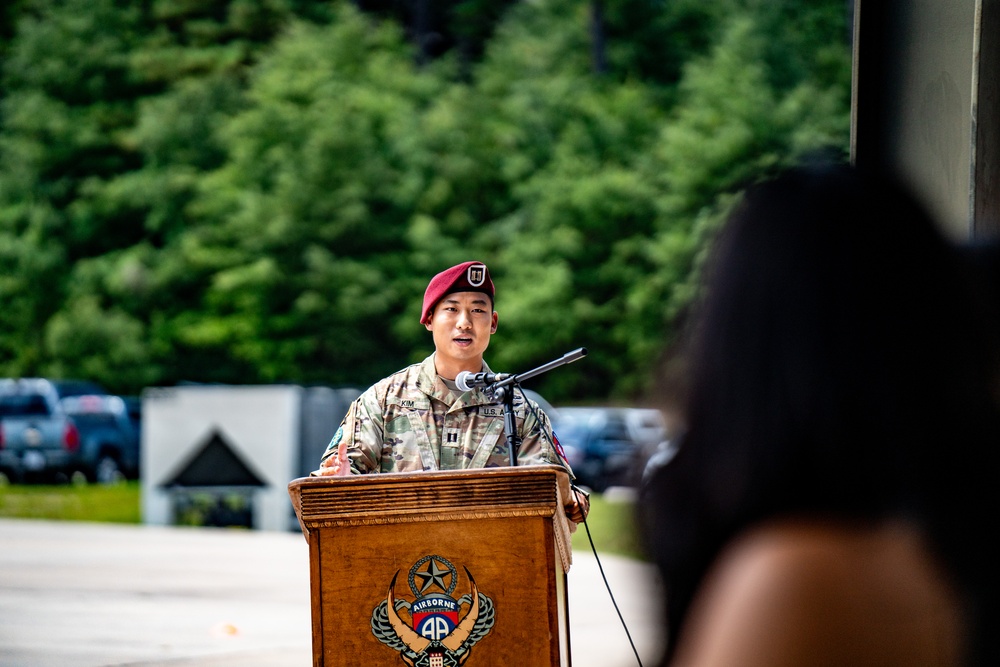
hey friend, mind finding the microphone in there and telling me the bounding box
[456,348,587,392]
[455,370,510,392]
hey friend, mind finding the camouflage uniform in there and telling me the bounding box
[320,354,565,473]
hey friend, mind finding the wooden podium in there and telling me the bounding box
[288,465,575,667]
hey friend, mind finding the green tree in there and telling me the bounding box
[631,10,851,388]
[597,0,732,88]
[0,0,853,402]
[0,0,148,379]
[0,0,309,391]
[174,6,447,385]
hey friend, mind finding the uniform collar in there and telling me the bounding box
[419,354,498,411]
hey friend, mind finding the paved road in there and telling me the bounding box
[0,518,664,666]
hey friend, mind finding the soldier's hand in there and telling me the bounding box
[564,487,590,524]
[313,445,353,477]
[312,461,352,477]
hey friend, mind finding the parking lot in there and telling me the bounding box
[0,518,664,666]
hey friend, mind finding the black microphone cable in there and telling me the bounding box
[576,489,644,667]
[516,384,645,667]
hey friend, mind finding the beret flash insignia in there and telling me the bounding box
[466,265,486,287]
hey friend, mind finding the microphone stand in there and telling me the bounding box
[486,347,587,466]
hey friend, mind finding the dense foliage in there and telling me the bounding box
[0,0,851,401]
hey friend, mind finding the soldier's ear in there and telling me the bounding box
[490,312,498,333]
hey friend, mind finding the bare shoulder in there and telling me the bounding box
[671,519,963,667]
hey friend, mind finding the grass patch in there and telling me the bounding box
[0,481,141,523]
[572,491,647,560]
[0,482,647,559]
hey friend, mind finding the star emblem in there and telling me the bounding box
[413,557,452,594]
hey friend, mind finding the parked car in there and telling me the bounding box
[0,378,106,483]
[551,406,668,491]
[60,394,141,484]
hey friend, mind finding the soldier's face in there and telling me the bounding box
[424,292,498,375]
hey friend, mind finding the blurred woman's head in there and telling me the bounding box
[681,162,984,517]
[641,161,1000,661]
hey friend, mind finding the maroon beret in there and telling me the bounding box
[420,261,495,324]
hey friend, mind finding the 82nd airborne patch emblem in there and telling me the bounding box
[371,555,496,666]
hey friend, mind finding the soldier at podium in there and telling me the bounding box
[314,260,589,523]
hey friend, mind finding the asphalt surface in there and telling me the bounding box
[0,517,665,666]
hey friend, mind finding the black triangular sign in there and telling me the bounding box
[161,428,267,488]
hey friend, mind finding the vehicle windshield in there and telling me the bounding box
[61,394,125,415]
[0,395,49,417]
[68,413,118,427]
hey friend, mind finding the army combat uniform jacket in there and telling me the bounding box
[320,354,565,473]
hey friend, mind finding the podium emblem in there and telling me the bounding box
[372,555,495,666]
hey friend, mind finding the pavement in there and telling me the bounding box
[0,518,665,666]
